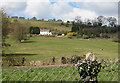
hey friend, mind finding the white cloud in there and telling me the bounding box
[76,2,117,17]
[25,0,51,19]
[0,1,27,16]
[0,0,117,21]
[50,1,98,21]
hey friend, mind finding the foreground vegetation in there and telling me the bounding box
[2,61,118,81]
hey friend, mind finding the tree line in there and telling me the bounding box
[71,16,119,39]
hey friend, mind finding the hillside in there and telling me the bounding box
[8,18,72,31]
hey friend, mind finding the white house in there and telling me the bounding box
[61,34,65,36]
[40,29,52,35]
[40,31,52,35]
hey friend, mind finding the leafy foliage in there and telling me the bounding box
[1,10,10,43]
[71,21,119,39]
[66,32,77,38]
[76,60,101,82]
[29,26,40,34]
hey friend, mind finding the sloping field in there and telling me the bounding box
[8,18,72,31]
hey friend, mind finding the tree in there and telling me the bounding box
[74,16,82,24]
[29,26,34,34]
[11,21,29,42]
[107,17,117,27]
[67,21,70,24]
[33,27,40,34]
[97,16,107,26]
[84,19,91,25]
[31,17,37,20]
[92,18,98,26]
[1,9,10,43]
[53,18,56,21]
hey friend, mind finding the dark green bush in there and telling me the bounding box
[29,26,40,34]
[76,60,101,82]
[61,57,66,64]
[58,32,62,36]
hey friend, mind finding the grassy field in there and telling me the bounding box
[2,36,118,81]
[3,36,118,66]
[9,18,72,31]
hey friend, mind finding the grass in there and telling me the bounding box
[3,36,118,66]
[2,36,118,81]
[9,18,72,31]
[2,62,118,81]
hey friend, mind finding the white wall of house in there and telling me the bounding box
[40,31,52,35]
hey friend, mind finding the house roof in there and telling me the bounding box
[40,29,50,32]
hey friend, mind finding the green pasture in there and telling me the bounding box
[3,36,118,65]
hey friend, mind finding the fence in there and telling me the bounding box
[2,59,119,82]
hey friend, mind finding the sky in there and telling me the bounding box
[0,0,119,21]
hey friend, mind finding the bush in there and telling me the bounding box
[63,31,67,35]
[61,57,66,64]
[29,27,40,34]
[29,26,34,34]
[65,24,69,27]
[4,56,26,66]
[61,22,64,25]
[76,60,101,82]
[66,32,77,38]
[71,55,80,64]
[112,38,120,43]
[82,35,89,39]
[58,32,62,36]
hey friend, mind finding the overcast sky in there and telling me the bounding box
[0,0,118,21]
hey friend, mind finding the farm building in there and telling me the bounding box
[40,29,52,35]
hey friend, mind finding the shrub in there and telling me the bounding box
[66,32,77,38]
[61,57,66,64]
[29,26,34,34]
[58,32,62,36]
[63,31,67,35]
[4,56,26,66]
[76,60,101,82]
[112,38,120,43]
[61,22,64,25]
[65,24,69,27]
[82,35,89,39]
[71,55,80,64]
[29,27,40,34]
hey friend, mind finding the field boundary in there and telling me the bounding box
[9,64,73,68]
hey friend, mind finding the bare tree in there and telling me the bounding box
[84,18,91,25]
[97,16,107,26]
[10,21,29,43]
[74,16,82,24]
[92,18,98,26]
[107,17,117,27]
